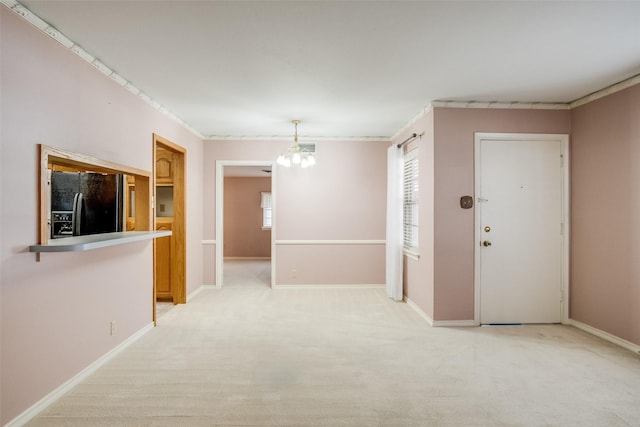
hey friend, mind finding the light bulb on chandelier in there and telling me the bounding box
[276,120,316,168]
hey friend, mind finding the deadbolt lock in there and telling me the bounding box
[482,240,492,247]
[484,226,491,232]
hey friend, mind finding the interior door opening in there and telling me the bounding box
[216,161,275,289]
[152,134,186,325]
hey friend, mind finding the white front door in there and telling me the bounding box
[475,134,568,324]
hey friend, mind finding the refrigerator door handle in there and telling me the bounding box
[72,192,84,236]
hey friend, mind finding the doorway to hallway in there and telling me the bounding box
[216,161,276,288]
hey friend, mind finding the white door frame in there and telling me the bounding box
[473,133,570,325]
[215,160,276,288]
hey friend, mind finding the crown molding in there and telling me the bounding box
[391,104,433,142]
[569,74,640,109]
[204,135,391,142]
[3,0,392,143]
[2,0,205,139]
[431,74,640,111]
[431,100,570,110]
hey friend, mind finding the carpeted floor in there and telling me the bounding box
[29,261,640,426]
[155,301,175,319]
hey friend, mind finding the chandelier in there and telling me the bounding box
[276,120,316,168]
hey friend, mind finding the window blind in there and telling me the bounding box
[403,152,419,250]
[261,192,272,228]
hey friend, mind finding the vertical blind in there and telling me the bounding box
[403,152,419,250]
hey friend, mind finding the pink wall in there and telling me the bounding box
[570,84,640,346]
[224,177,271,258]
[203,139,388,286]
[392,110,435,319]
[276,245,384,285]
[0,8,203,423]
[432,108,571,320]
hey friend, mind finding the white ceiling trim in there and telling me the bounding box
[391,105,433,143]
[569,74,640,109]
[431,101,570,110]
[4,0,394,142]
[2,0,204,139]
[432,73,640,111]
[204,135,390,142]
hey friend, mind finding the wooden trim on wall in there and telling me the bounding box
[41,144,150,176]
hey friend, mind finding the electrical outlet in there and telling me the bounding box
[110,321,116,336]
[291,269,297,278]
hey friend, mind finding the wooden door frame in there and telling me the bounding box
[473,133,570,326]
[215,160,276,288]
[153,134,187,325]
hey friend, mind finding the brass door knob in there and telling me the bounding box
[482,241,492,247]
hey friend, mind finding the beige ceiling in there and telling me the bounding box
[14,0,640,139]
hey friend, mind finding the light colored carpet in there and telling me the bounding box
[155,302,174,319]
[222,259,271,289]
[29,261,640,426]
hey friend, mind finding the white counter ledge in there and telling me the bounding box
[30,231,172,253]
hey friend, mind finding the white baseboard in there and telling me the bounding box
[223,257,271,260]
[433,319,477,327]
[569,319,640,355]
[404,297,477,327]
[404,296,434,326]
[5,322,154,427]
[186,285,217,301]
[272,284,384,290]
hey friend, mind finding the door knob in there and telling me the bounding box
[482,240,492,247]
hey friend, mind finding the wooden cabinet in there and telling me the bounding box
[156,149,174,184]
[155,218,173,301]
[155,149,174,301]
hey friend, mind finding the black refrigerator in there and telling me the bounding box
[50,171,124,239]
